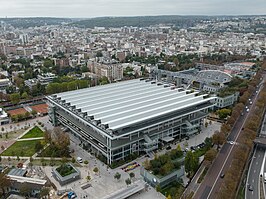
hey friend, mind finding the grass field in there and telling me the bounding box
[21,126,44,139]
[1,139,44,157]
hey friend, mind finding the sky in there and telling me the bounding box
[0,0,265,18]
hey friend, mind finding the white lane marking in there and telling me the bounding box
[254,170,256,173]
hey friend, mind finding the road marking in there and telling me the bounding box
[254,170,256,173]
[259,155,261,158]
[256,162,258,165]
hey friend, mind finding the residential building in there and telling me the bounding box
[0,108,9,125]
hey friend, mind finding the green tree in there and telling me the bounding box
[21,92,29,99]
[114,172,121,181]
[35,141,43,152]
[19,183,31,197]
[10,93,20,104]
[217,108,231,119]
[31,109,37,116]
[176,144,182,152]
[156,184,161,192]
[185,151,199,177]
[86,175,91,182]
[93,167,99,173]
[96,51,103,57]
[39,187,50,198]
[125,178,131,186]
[99,76,109,85]
[129,172,135,179]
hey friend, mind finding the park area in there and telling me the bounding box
[20,126,44,139]
[1,139,45,157]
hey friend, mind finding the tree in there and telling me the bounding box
[156,184,161,192]
[35,141,43,152]
[71,157,76,163]
[49,127,70,157]
[84,160,89,165]
[204,148,217,163]
[19,183,31,197]
[143,158,151,170]
[93,167,99,173]
[204,137,212,149]
[10,93,20,104]
[96,51,103,57]
[216,108,231,119]
[184,151,199,177]
[39,187,50,199]
[167,194,172,199]
[21,92,29,100]
[125,178,131,186]
[129,172,135,179]
[0,173,11,196]
[31,110,37,117]
[86,175,91,182]
[212,131,225,148]
[61,157,68,164]
[176,144,182,152]
[114,172,121,181]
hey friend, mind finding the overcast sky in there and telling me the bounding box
[0,0,265,18]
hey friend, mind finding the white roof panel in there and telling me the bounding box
[53,79,215,131]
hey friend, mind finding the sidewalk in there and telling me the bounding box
[181,161,209,199]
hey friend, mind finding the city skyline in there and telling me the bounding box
[0,0,265,18]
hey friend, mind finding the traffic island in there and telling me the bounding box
[52,163,80,185]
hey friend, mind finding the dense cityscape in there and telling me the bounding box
[0,12,266,199]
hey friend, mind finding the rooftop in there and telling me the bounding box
[51,79,215,131]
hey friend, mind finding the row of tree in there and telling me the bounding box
[217,60,266,198]
[46,79,89,95]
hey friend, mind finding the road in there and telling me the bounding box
[194,75,266,199]
[245,146,265,199]
[245,110,266,198]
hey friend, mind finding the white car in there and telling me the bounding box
[246,109,250,112]
[77,157,83,163]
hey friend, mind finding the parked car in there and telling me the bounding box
[166,146,171,150]
[220,173,225,178]
[77,157,83,163]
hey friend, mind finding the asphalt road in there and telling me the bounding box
[194,75,266,199]
[245,146,265,199]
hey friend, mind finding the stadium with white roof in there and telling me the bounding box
[47,79,216,165]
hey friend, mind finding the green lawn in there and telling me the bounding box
[1,140,44,157]
[21,126,44,139]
